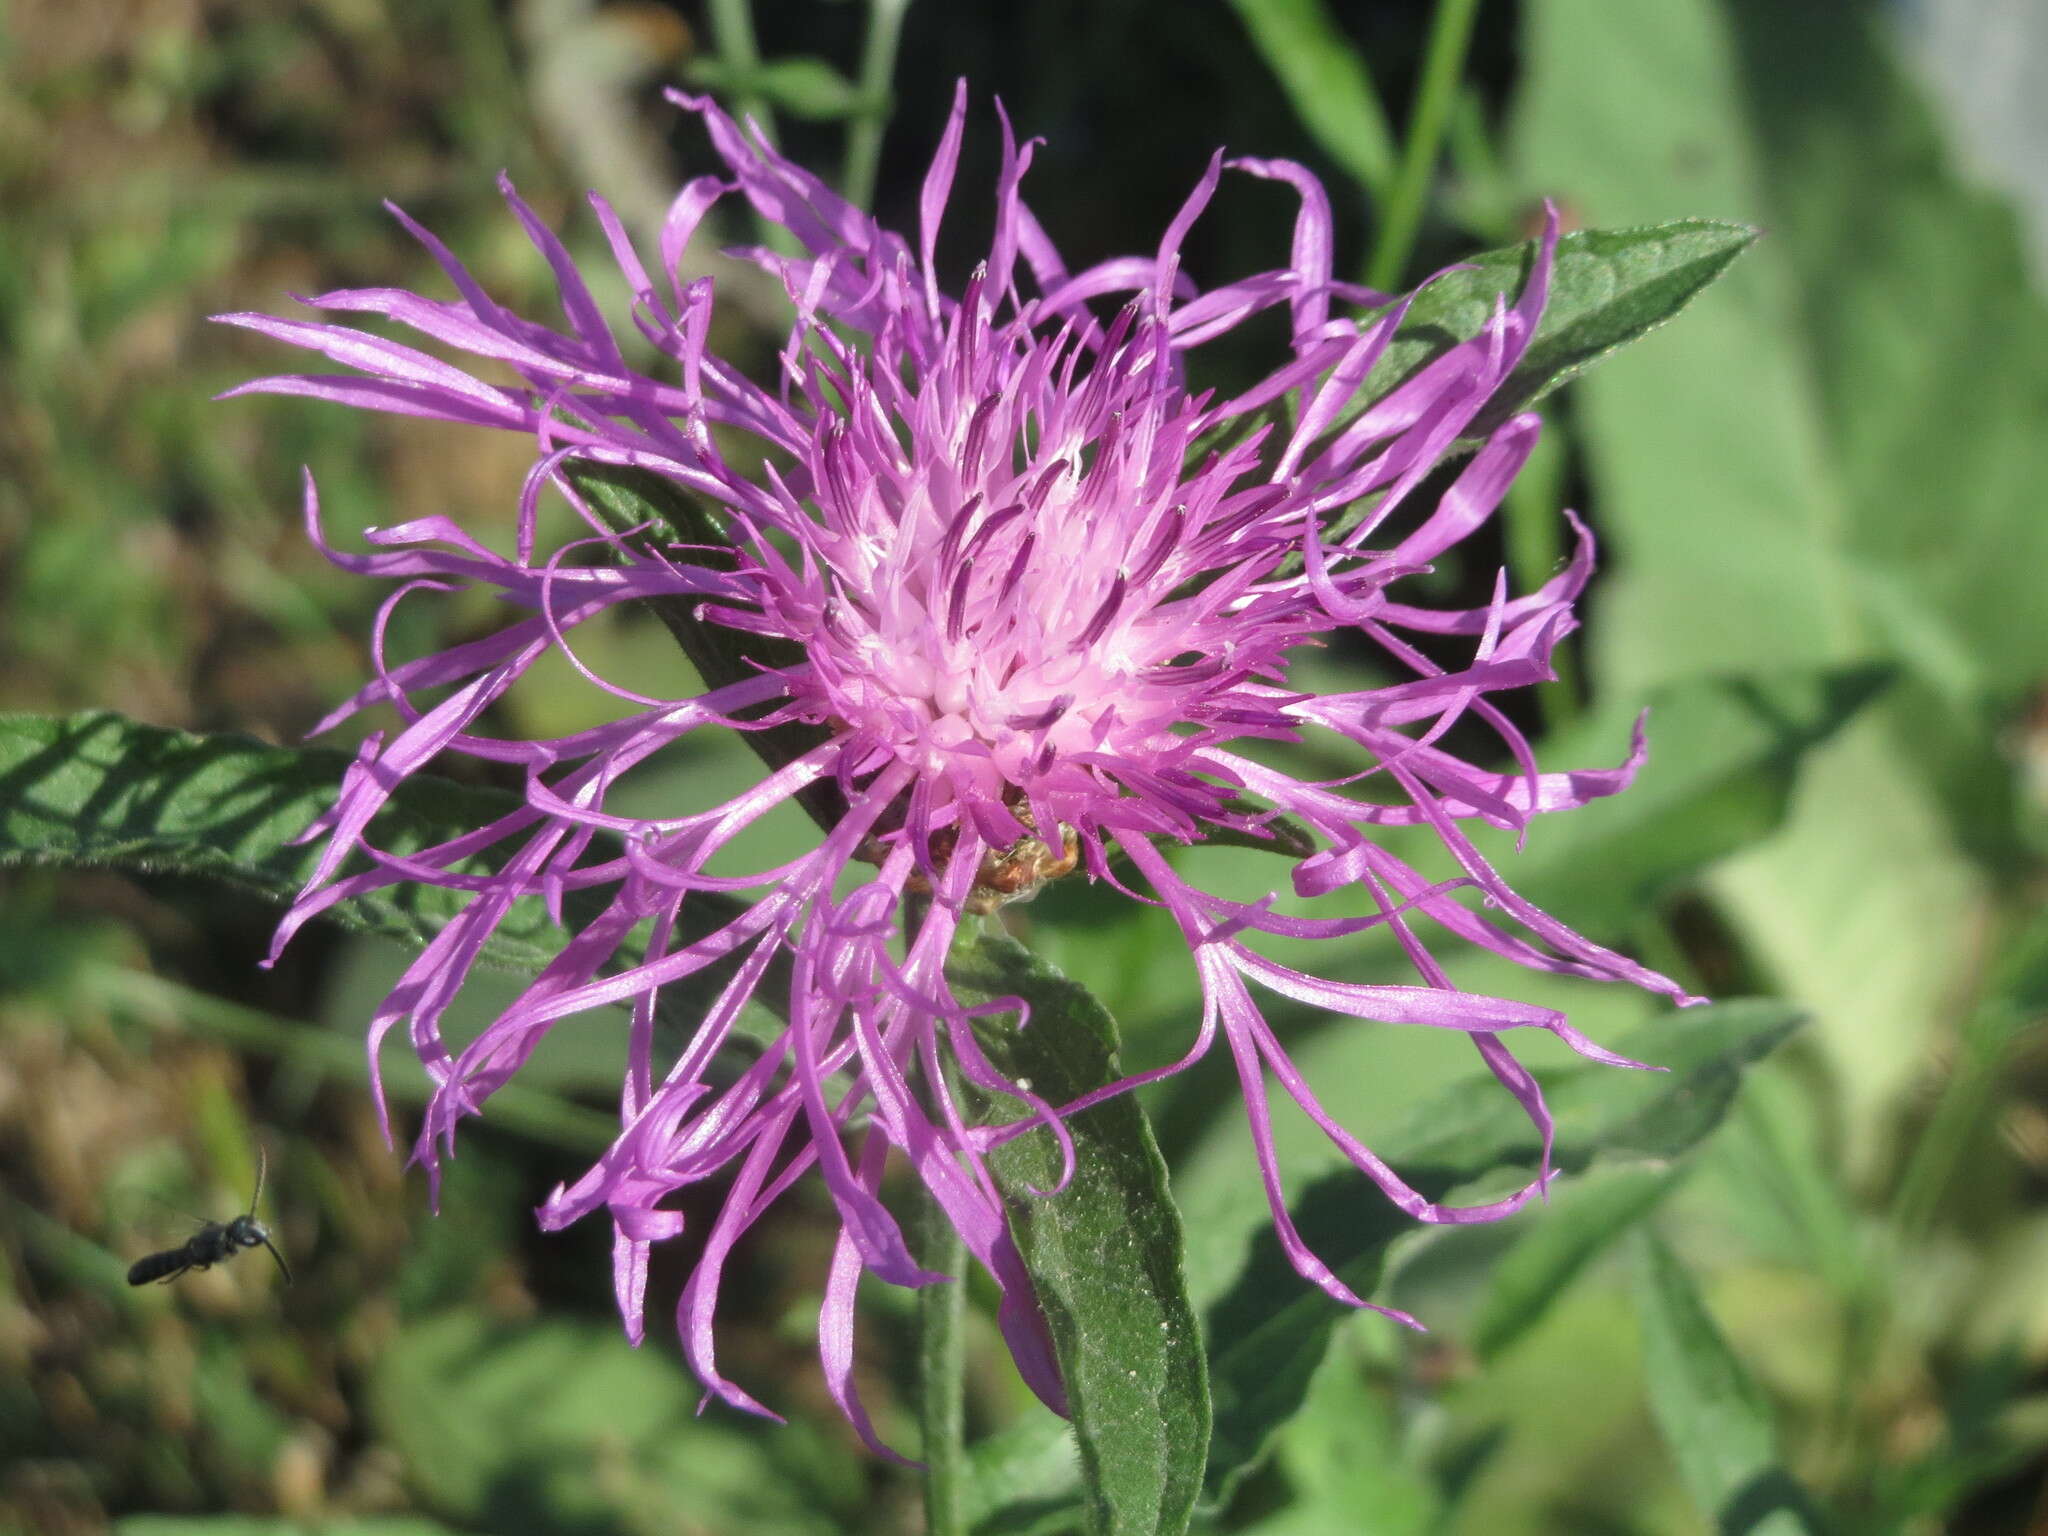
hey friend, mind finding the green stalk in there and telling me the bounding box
[907,888,968,1535]
[1444,82,1513,242]
[704,0,795,255]
[704,0,778,144]
[1889,1025,2003,1244]
[916,1165,969,1536]
[1224,0,1397,200]
[841,0,914,211]
[1889,914,2048,1243]
[1366,0,1485,292]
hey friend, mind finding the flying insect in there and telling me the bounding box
[127,1149,292,1287]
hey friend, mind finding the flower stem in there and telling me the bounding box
[1889,916,2046,1243]
[916,1175,969,1536]
[841,0,914,211]
[1366,0,1485,292]
[704,0,797,256]
[704,0,778,144]
[1224,0,1397,200]
[1444,82,1513,242]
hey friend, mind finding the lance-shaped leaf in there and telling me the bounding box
[1369,219,1759,443]
[950,919,1209,1536]
[1633,1229,1826,1535]
[1469,1159,1685,1363]
[1271,218,1757,568]
[0,710,763,1026]
[0,710,563,968]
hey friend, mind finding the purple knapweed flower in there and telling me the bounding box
[223,84,1696,1446]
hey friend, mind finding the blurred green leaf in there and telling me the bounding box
[965,1416,1084,1536]
[1224,0,1397,196]
[685,55,868,121]
[1511,0,1992,1154]
[1721,0,2048,705]
[951,919,1208,1536]
[1188,999,1801,1508]
[1633,1230,1825,1535]
[117,1521,465,1535]
[1891,907,2048,1242]
[1236,1341,1438,1536]
[1694,1064,1864,1303]
[392,1149,532,1317]
[1471,1159,1682,1361]
[1868,1349,2048,1525]
[1511,0,1854,687]
[1482,665,1893,939]
[369,1310,855,1536]
[2,1192,136,1306]
[190,1334,295,1496]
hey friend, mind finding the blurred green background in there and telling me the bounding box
[4,0,2047,1532]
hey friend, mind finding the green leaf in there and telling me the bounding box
[1188,999,1801,1508]
[369,1310,857,1534]
[1633,1231,1825,1535]
[950,919,1208,1536]
[189,1331,294,1485]
[964,1417,1085,1536]
[0,710,563,970]
[1224,0,1396,197]
[1714,0,2048,879]
[1365,219,1758,443]
[1477,665,1892,940]
[1236,1341,1439,1536]
[0,711,769,1049]
[1723,0,2048,704]
[1470,1160,1683,1361]
[1891,908,2048,1241]
[684,55,867,121]
[116,1521,464,1536]
[1510,0,1995,1159]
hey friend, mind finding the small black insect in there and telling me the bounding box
[127,1149,291,1287]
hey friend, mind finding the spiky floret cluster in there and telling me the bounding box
[225,85,1694,1445]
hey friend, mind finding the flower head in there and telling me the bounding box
[224,84,1696,1444]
